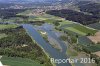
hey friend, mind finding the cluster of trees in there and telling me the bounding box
[57,28,100,65]
[0,3,14,9]
[29,21,45,26]
[46,9,99,25]
[59,35,67,41]
[53,20,60,26]
[90,54,100,66]
[0,9,26,19]
[0,27,52,66]
[78,2,100,17]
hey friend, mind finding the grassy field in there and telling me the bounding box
[17,10,31,16]
[18,10,64,23]
[68,24,97,35]
[59,21,97,36]
[0,17,24,23]
[0,24,18,30]
[13,9,63,23]
[1,56,43,66]
[59,20,74,25]
[29,14,64,23]
[65,27,86,35]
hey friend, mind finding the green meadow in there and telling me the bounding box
[59,21,97,36]
[0,24,18,30]
[1,56,43,66]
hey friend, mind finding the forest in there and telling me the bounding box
[46,9,100,25]
[0,9,27,19]
[0,26,52,66]
[77,2,100,17]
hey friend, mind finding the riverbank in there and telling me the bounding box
[23,26,55,66]
[22,24,71,66]
[0,24,53,66]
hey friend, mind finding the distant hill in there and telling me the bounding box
[46,9,100,25]
[46,1,100,25]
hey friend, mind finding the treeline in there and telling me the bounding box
[0,9,27,19]
[0,3,14,8]
[77,2,100,17]
[0,27,52,66]
[57,28,100,65]
[46,9,100,25]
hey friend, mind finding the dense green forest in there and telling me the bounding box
[46,9,100,25]
[0,3,15,8]
[77,2,100,17]
[0,26,52,66]
[0,9,28,19]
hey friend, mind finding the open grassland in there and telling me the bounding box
[1,56,43,66]
[0,24,18,30]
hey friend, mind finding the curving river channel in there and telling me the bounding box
[22,24,71,66]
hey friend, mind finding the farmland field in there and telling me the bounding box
[18,10,64,23]
[32,14,64,23]
[59,21,97,36]
[88,31,100,43]
[78,36,100,52]
[86,45,100,52]
[1,56,43,66]
[65,27,86,35]
[88,23,100,30]
[78,36,94,46]
[59,20,74,25]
